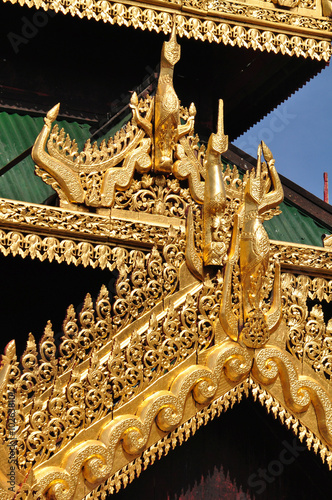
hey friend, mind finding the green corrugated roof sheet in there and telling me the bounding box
[0,111,330,247]
[264,201,328,247]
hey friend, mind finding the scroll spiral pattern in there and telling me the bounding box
[33,341,252,500]
[282,273,332,380]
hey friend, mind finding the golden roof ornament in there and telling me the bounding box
[32,22,198,210]
[220,141,283,348]
[1,28,332,500]
[203,99,228,266]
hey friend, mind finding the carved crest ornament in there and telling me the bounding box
[1,26,332,500]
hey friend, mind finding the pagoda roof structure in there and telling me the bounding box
[0,0,332,139]
[0,27,332,498]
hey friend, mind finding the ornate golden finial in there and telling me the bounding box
[154,19,195,173]
[220,141,284,348]
[203,99,229,266]
[154,21,181,173]
[32,26,206,212]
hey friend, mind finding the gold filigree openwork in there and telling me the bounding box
[282,272,332,380]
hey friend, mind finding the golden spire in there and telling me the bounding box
[203,99,229,265]
[154,20,181,173]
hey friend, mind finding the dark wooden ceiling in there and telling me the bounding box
[0,3,326,141]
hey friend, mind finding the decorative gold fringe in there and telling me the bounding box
[250,377,332,470]
[2,0,332,61]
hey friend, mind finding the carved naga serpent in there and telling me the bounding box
[32,102,153,210]
[220,141,284,347]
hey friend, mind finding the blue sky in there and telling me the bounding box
[233,61,332,202]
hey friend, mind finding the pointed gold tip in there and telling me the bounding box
[4,339,16,360]
[161,13,180,68]
[189,102,197,117]
[261,141,273,163]
[46,103,60,122]
[257,143,262,159]
[130,92,138,106]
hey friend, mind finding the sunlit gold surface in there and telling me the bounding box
[0,29,332,500]
[219,141,283,347]
[3,0,332,60]
[203,100,228,266]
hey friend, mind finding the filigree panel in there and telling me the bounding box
[113,173,196,218]
[108,274,223,407]
[0,227,182,269]
[282,272,332,380]
[0,199,110,237]
[260,0,316,7]
[0,198,180,243]
[0,317,253,498]
[271,242,332,272]
[205,0,327,26]
[0,261,225,472]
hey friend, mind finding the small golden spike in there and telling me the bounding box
[256,142,262,178]
[130,91,152,137]
[130,92,139,107]
[217,99,224,136]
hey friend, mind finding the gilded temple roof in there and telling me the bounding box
[0,111,330,246]
[0,27,332,500]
